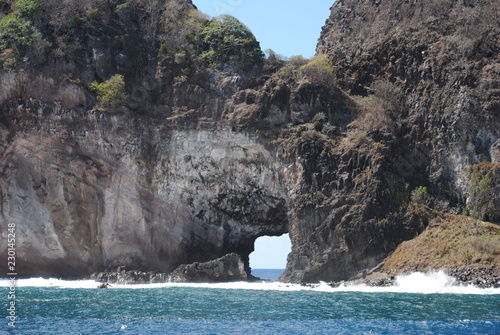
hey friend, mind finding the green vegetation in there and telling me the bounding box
[14,0,42,18]
[174,51,187,64]
[312,112,327,131]
[181,67,192,76]
[185,8,208,35]
[158,43,168,57]
[412,186,429,204]
[3,57,17,70]
[466,162,500,222]
[161,7,207,55]
[89,74,127,110]
[86,8,101,20]
[69,15,82,29]
[115,2,130,13]
[263,49,286,66]
[199,15,264,69]
[0,14,39,50]
[264,49,285,61]
[288,55,309,67]
[299,54,335,86]
[0,0,42,56]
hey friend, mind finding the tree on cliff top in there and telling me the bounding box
[200,14,264,69]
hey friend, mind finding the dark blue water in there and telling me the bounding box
[2,271,500,334]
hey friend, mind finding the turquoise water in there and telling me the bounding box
[2,271,500,334]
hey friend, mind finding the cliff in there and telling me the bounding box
[0,0,499,284]
[0,0,291,277]
[281,0,500,282]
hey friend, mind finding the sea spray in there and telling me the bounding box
[1,271,499,295]
[1,272,499,334]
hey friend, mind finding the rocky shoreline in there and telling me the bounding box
[1,0,498,285]
[446,268,500,289]
[329,268,500,289]
[89,255,499,289]
[90,253,251,285]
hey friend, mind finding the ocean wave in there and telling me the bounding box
[1,271,498,295]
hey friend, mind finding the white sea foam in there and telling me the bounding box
[1,271,498,294]
[328,271,499,295]
[0,277,99,289]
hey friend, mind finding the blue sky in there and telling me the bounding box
[249,234,291,269]
[192,0,333,58]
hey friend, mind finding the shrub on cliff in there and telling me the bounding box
[299,54,335,86]
[466,162,500,223]
[288,55,309,67]
[264,48,287,69]
[162,6,208,54]
[14,0,42,18]
[200,15,264,69]
[372,80,405,112]
[411,186,430,205]
[0,0,42,57]
[89,74,127,110]
[0,13,38,50]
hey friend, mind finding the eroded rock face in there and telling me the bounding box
[92,253,247,284]
[93,267,155,285]
[0,0,340,279]
[0,102,288,277]
[1,0,499,284]
[280,0,500,282]
[167,253,248,283]
[317,0,500,200]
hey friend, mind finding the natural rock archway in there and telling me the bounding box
[0,109,289,277]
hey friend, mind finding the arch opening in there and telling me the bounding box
[249,234,291,281]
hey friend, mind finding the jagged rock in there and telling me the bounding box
[93,267,152,285]
[0,0,290,277]
[447,268,500,289]
[491,139,500,164]
[167,253,248,283]
[279,0,500,283]
[0,0,499,285]
[91,254,248,284]
[92,267,167,285]
[0,95,289,277]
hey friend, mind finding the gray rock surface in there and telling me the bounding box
[279,0,500,283]
[0,0,498,284]
[0,106,288,276]
[167,253,248,283]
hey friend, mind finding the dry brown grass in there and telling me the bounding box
[382,205,500,275]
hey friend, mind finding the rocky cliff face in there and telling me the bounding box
[1,0,499,283]
[0,0,290,277]
[279,0,500,282]
[0,100,289,276]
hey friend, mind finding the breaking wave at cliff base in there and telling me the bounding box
[1,271,498,295]
[2,271,499,334]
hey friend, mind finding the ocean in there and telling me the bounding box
[1,271,499,334]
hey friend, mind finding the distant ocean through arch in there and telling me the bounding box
[251,268,285,282]
[1,271,499,334]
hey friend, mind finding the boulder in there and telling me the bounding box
[167,253,248,283]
